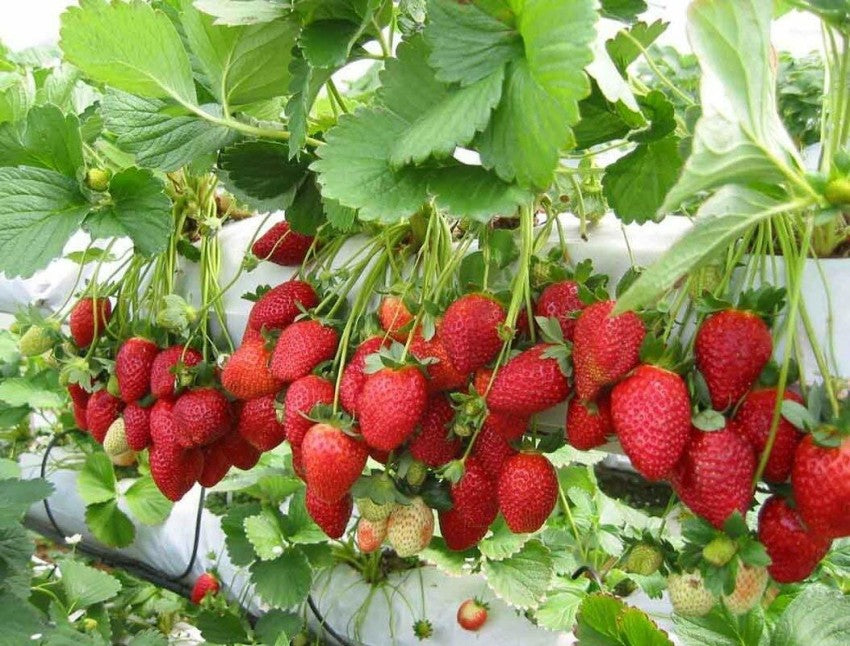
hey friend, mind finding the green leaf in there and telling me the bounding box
[481,540,553,610]
[219,140,306,207]
[222,503,261,566]
[534,579,588,632]
[0,526,38,599]
[282,174,325,236]
[620,605,675,645]
[86,500,136,548]
[573,82,644,149]
[600,0,648,22]
[479,516,531,560]
[124,476,173,525]
[0,478,52,527]
[0,71,35,125]
[576,593,672,645]
[0,590,45,644]
[0,460,21,480]
[181,1,298,106]
[0,166,91,278]
[102,90,238,172]
[196,609,250,645]
[0,376,63,409]
[0,104,84,177]
[282,490,328,545]
[60,558,122,608]
[83,168,172,256]
[420,536,473,576]
[606,20,668,72]
[428,164,529,222]
[285,56,332,158]
[60,0,197,104]
[254,610,302,646]
[127,630,168,646]
[244,509,286,560]
[674,606,765,646]
[771,585,850,646]
[250,548,312,608]
[323,198,357,232]
[194,0,290,26]
[78,453,117,506]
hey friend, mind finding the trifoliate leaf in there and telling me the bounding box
[481,540,554,610]
[535,578,588,632]
[606,20,668,73]
[60,558,122,608]
[254,610,302,646]
[250,548,312,608]
[85,499,136,548]
[0,104,84,177]
[600,0,648,23]
[479,516,531,561]
[0,376,63,410]
[0,589,44,643]
[0,71,35,125]
[196,609,251,645]
[0,478,53,527]
[219,140,307,207]
[285,56,333,158]
[222,503,261,566]
[124,476,173,525]
[420,537,473,576]
[286,174,325,236]
[78,453,117,506]
[771,585,850,646]
[244,510,287,560]
[573,82,644,150]
[193,0,290,26]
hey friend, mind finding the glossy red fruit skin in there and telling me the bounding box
[408,395,461,467]
[573,300,645,401]
[566,395,613,450]
[123,402,151,451]
[792,434,850,539]
[150,346,202,401]
[497,453,558,533]
[410,336,469,394]
[439,507,489,551]
[301,423,368,502]
[68,383,90,408]
[487,344,570,416]
[252,221,313,266]
[472,421,517,481]
[237,394,287,452]
[672,426,756,529]
[149,436,203,502]
[378,296,416,342]
[730,388,804,483]
[270,320,339,383]
[758,496,831,583]
[484,411,528,442]
[339,337,387,415]
[439,294,506,374]
[221,338,283,400]
[73,402,89,431]
[283,375,334,448]
[116,337,159,403]
[306,490,353,539]
[247,280,318,332]
[221,428,261,471]
[69,298,111,348]
[535,280,584,341]
[86,390,124,443]
[694,310,772,411]
[611,365,691,481]
[190,572,219,604]
[448,457,498,529]
[199,440,231,488]
[358,366,428,451]
[172,388,233,448]
[457,599,488,631]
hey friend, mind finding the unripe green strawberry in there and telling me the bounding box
[624,543,663,576]
[721,564,768,615]
[19,325,54,356]
[668,570,716,617]
[103,418,136,466]
[356,497,396,522]
[702,535,737,567]
[412,619,433,641]
[356,517,387,553]
[386,497,434,557]
[85,168,110,191]
[406,460,427,486]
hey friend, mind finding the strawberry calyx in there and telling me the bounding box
[697,286,786,327]
[303,402,355,433]
[638,335,688,374]
[364,341,433,375]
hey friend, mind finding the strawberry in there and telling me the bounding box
[69,297,111,348]
[358,365,427,451]
[237,394,287,451]
[356,496,396,522]
[439,294,506,374]
[611,365,691,481]
[251,221,313,266]
[190,572,219,604]
[694,309,772,411]
[573,300,645,401]
[624,543,663,576]
[497,452,558,533]
[123,402,151,451]
[535,280,584,341]
[86,390,124,443]
[758,496,831,583]
[410,335,468,393]
[73,402,89,431]
[471,421,517,481]
[150,345,202,401]
[19,325,54,357]
[566,395,613,450]
[149,399,176,445]
[483,410,528,442]
[355,517,387,553]
[247,280,318,332]
[283,375,334,448]
[792,434,850,539]
[457,598,488,632]
[172,388,233,448]
[378,296,416,341]
[220,428,261,471]
[386,497,434,557]
[439,507,490,551]
[667,571,715,617]
[221,338,283,400]
[730,388,804,483]
[68,383,90,408]
[339,336,387,415]
[241,326,263,345]
[486,344,570,416]
[103,418,135,466]
[408,395,461,467]
[270,319,338,383]
[301,423,368,502]
[671,426,755,529]
[115,337,159,403]
[721,564,768,615]
[306,489,352,539]
[449,457,498,528]
[199,440,231,488]
[150,436,203,501]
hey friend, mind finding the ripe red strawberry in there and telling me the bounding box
[378,296,417,341]
[758,496,831,583]
[694,309,772,410]
[116,337,159,403]
[535,280,584,341]
[672,426,755,528]
[356,517,387,553]
[410,336,468,393]
[792,434,850,539]
[439,507,490,551]
[306,489,352,539]
[190,572,220,604]
[730,388,804,483]
[149,400,175,445]
[447,457,498,529]
[339,336,387,415]
[247,280,318,332]
[221,338,283,400]
[611,365,691,481]
[221,427,261,471]
[270,319,338,383]
[123,402,151,451]
[409,395,461,467]
[471,421,517,481]
[439,294,506,374]
[486,344,570,416]
[199,440,231,488]
[68,383,90,408]
[69,297,111,348]
[86,390,123,443]
[237,394,286,451]
[251,220,313,266]
[150,345,202,401]
[497,452,558,533]
[573,300,645,401]
[73,402,89,431]
[457,598,488,632]
[301,423,368,502]
[283,375,334,448]
[358,366,428,451]
[172,388,233,448]
[567,395,613,450]
[484,411,528,442]
[149,430,203,502]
